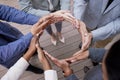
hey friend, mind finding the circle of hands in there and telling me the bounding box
[29,10,92,76]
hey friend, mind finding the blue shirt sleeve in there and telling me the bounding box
[88,48,106,63]
[65,74,79,80]
[0,33,32,65]
[0,4,40,25]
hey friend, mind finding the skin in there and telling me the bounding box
[65,49,89,63]
[23,31,43,61]
[36,44,52,70]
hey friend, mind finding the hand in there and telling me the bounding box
[65,50,89,63]
[36,43,51,70]
[31,10,79,35]
[75,20,92,51]
[81,32,93,51]
[23,31,43,61]
[44,52,73,77]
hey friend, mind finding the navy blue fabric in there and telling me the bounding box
[65,74,79,80]
[0,4,39,68]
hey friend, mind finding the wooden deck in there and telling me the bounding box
[0,0,93,80]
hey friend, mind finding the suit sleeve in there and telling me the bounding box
[0,33,32,64]
[0,4,39,25]
[92,18,120,41]
[88,48,106,63]
[65,74,79,80]
[1,57,29,80]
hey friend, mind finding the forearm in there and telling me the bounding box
[0,4,39,25]
[92,18,120,41]
[0,33,33,63]
[1,57,29,80]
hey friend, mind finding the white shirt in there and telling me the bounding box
[1,57,58,80]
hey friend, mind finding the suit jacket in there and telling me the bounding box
[74,0,120,41]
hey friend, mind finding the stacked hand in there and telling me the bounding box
[30,10,93,75]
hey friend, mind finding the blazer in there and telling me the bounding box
[74,0,120,41]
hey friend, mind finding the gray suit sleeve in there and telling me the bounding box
[88,48,106,63]
[92,18,120,41]
[65,74,79,80]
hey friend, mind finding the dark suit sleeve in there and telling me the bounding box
[0,4,40,25]
[0,33,32,65]
[65,74,79,80]
[88,48,106,63]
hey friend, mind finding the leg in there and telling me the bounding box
[55,22,65,43]
[46,25,57,45]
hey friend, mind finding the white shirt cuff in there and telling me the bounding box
[44,70,58,80]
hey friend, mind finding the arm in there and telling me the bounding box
[66,48,106,63]
[0,33,33,65]
[0,4,39,25]
[73,0,87,20]
[1,35,38,80]
[1,57,29,80]
[36,44,58,80]
[18,0,50,17]
[92,18,120,41]
[88,48,106,63]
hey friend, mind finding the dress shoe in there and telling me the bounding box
[59,37,65,43]
[51,38,57,45]
[26,64,44,74]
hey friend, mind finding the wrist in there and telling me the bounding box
[63,68,73,77]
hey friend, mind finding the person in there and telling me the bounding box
[73,0,120,51]
[18,0,70,45]
[0,4,43,74]
[1,31,42,80]
[0,4,76,74]
[72,0,120,72]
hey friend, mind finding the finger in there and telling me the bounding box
[36,20,49,33]
[65,57,77,63]
[44,51,57,60]
[73,50,83,56]
[36,43,43,53]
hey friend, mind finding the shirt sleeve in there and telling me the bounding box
[91,18,120,41]
[88,48,106,63]
[0,4,39,25]
[44,70,58,80]
[1,57,29,80]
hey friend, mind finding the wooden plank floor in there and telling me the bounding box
[0,0,93,80]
